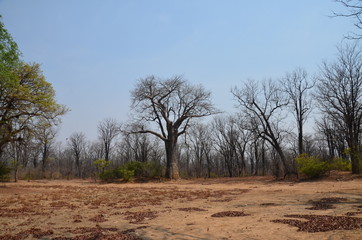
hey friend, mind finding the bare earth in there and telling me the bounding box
[1,173,362,240]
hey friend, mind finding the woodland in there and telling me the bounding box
[2,1,362,182]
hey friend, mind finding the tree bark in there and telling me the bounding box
[165,136,180,180]
[350,141,361,174]
[298,120,304,155]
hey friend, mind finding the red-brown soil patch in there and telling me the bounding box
[272,215,362,232]
[211,211,249,217]
[0,174,361,239]
[177,207,207,212]
[306,197,347,210]
[124,211,157,224]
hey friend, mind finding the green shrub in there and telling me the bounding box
[95,160,163,183]
[142,161,163,178]
[295,154,329,179]
[99,169,118,182]
[122,161,144,177]
[330,158,352,171]
[119,167,134,182]
[93,159,110,174]
[210,172,219,178]
[0,161,11,182]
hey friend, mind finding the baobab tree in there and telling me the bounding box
[129,75,217,179]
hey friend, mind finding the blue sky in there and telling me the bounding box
[0,0,355,142]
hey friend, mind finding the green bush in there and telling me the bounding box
[330,158,352,171]
[0,161,11,182]
[295,154,329,179]
[93,159,110,173]
[142,161,163,178]
[122,161,144,177]
[210,172,219,178]
[95,160,163,183]
[99,169,118,182]
[119,167,135,182]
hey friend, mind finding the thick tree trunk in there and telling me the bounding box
[274,144,289,177]
[104,142,110,162]
[165,136,180,180]
[350,145,361,174]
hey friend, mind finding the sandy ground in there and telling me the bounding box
[0,173,362,240]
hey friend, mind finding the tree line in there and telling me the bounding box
[2,5,362,181]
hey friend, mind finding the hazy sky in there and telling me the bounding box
[0,0,355,142]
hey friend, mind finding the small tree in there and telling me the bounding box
[93,158,109,181]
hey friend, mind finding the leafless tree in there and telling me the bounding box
[315,116,346,159]
[129,75,218,179]
[232,80,291,177]
[212,116,246,177]
[316,44,362,173]
[234,114,253,175]
[281,68,314,155]
[33,121,57,177]
[98,118,121,162]
[123,132,152,163]
[68,132,86,177]
[187,123,213,178]
[334,0,362,39]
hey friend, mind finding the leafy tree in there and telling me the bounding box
[0,18,67,158]
[0,16,20,81]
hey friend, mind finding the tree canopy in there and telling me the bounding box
[0,17,67,155]
[129,75,218,179]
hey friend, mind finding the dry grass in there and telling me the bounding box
[0,173,362,239]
